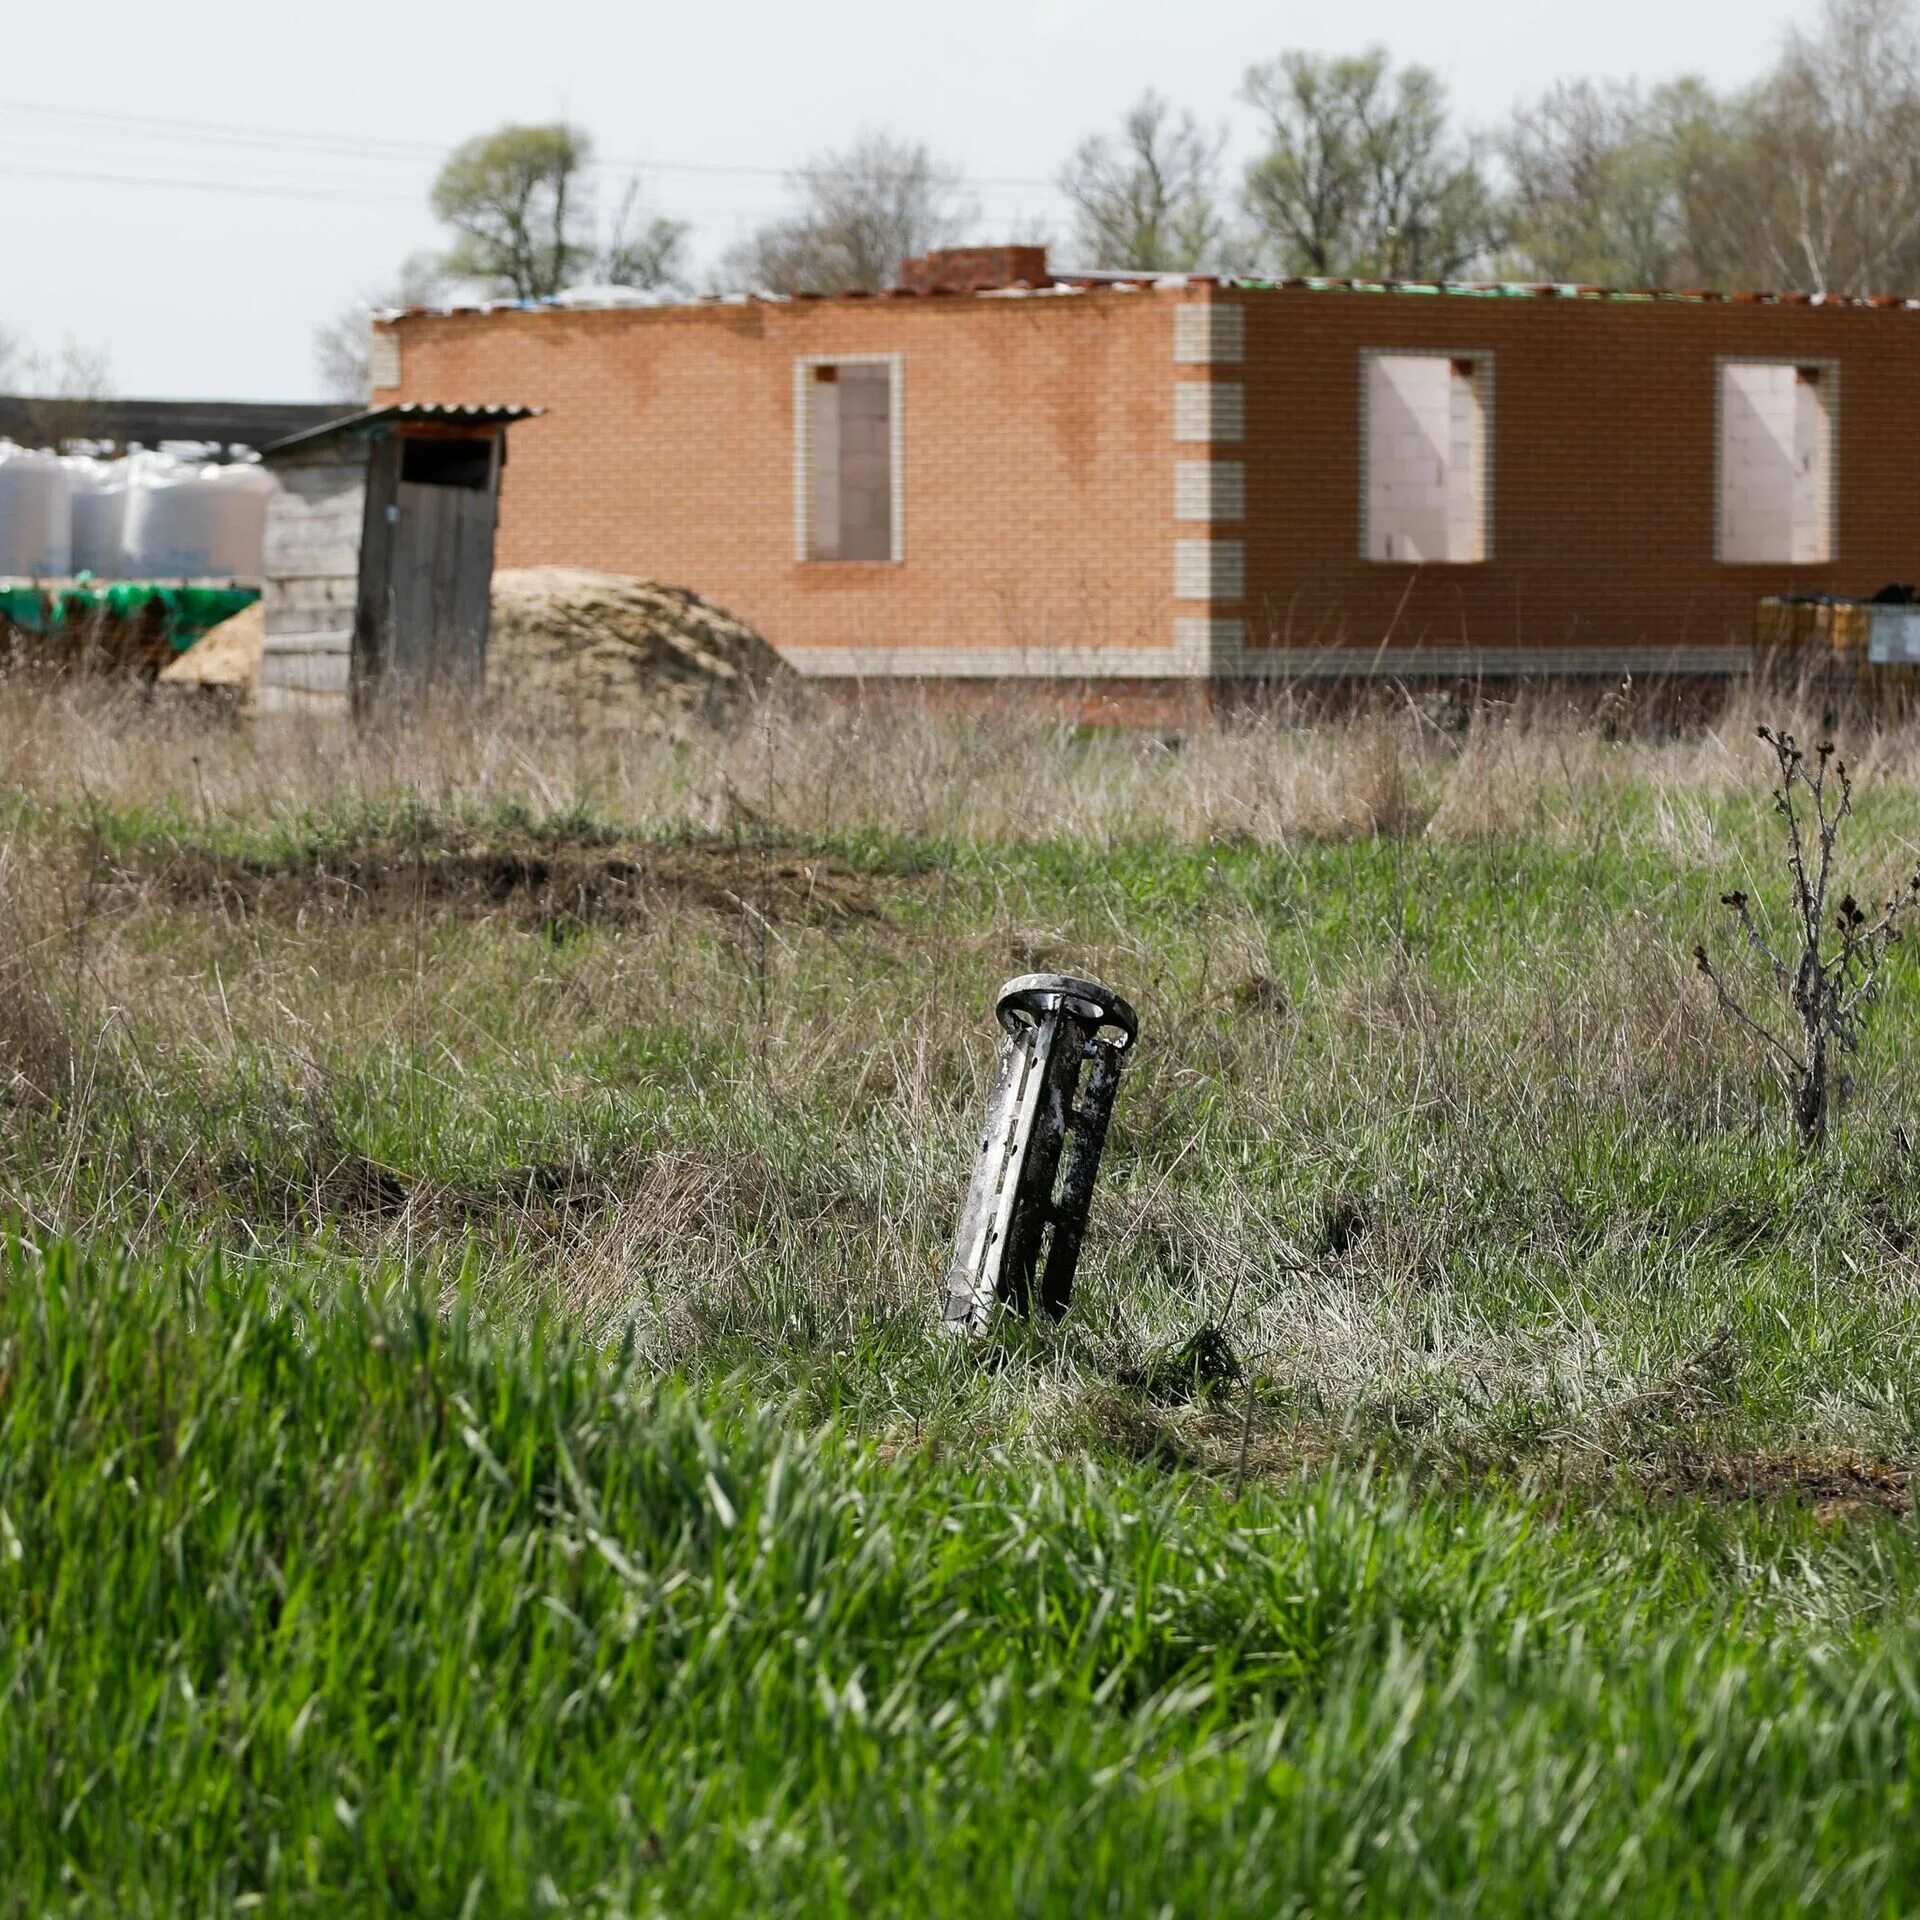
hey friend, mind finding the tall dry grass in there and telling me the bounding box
[4,671,1917,860]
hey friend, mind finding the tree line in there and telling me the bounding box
[321,0,1920,391]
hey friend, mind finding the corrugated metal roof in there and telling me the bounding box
[262,402,542,456]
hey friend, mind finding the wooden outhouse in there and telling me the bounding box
[256,402,537,716]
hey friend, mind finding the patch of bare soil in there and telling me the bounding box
[1084,1394,1914,1525]
[114,838,893,929]
[1644,1451,1912,1520]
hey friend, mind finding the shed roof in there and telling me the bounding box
[263,402,541,457]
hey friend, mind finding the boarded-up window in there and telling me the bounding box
[1364,353,1488,564]
[806,362,896,562]
[1719,362,1832,564]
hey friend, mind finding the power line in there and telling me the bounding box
[0,100,445,163]
[0,157,1046,234]
[0,158,421,205]
[0,96,1063,191]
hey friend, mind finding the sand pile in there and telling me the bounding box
[158,601,262,705]
[488,568,784,731]
[157,570,785,727]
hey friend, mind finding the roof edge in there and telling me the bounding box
[374,277,1920,322]
[263,401,542,457]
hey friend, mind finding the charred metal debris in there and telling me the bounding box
[942,973,1139,1335]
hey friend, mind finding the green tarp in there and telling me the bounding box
[0,582,259,651]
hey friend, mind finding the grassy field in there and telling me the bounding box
[3,678,1920,1914]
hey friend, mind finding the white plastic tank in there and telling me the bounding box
[65,455,128,576]
[0,441,73,577]
[119,452,275,579]
[200,462,276,578]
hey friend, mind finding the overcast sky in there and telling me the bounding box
[2,0,1819,401]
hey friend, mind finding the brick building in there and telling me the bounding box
[370,247,1920,692]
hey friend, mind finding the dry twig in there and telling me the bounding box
[1694,726,1920,1148]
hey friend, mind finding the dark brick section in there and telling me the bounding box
[898,248,1052,295]
[1231,287,1920,654]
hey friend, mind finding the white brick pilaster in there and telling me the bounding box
[1173,618,1247,672]
[1173,306,1245,365]
[1174,460,1245,521]
[1174,539,1245,601]
[1173,383,1244,443]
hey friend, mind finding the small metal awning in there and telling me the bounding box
[262,402,542,457]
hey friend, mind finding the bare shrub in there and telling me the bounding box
[1694,725,1920,1148]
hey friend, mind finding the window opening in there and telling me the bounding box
[1719,361,1833,564]
[1364,353,1488,564]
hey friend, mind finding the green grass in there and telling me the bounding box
[7,1240,1920,1919]
[4,695,1920,1909]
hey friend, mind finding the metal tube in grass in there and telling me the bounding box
[942,972,1138,1335]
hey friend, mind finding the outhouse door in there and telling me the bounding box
[354,430,499,712]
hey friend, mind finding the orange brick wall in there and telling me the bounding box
[377,293,1178,666]
[377,284,1920,673]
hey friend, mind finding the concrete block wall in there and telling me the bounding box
[830,364,893,563]
[1174,538,1245,600]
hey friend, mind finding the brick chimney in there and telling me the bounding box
[898,246,1051,294]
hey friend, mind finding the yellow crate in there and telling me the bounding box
[1755,597,1873,655]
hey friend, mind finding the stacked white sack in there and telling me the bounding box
[120,453,275,578]
[0,441,73,577]
[65,455,127,576]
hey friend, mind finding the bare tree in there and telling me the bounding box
[313,311,374,403]
[1241,49,1499,280]
[723,135,972,292]
[1501,80,1688,285]
[1058,91,1225,271]
[599,181,692,291]
[6,339,114,445]
[1666,0,1920,295]
[311,255,449,404]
